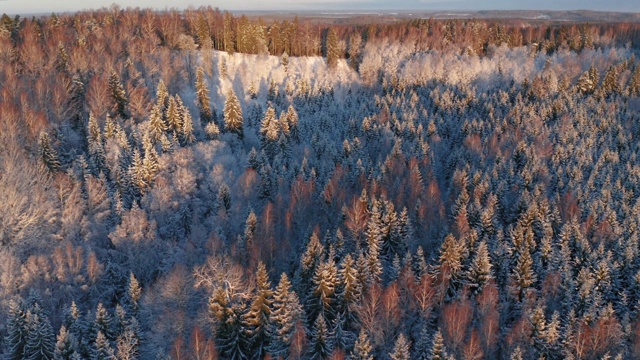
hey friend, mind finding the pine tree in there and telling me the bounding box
[438,234,464,299]
[38,131,61,172]
[24,304,56,360]
[224,88,244,139]
[325,28,339,69]
[195,67,213,125]
[308,315,333,360]
[511,246,536,302]
[365,201,383,284]
[148,103,167,143]
[307,261,338,323]
[92,331,115,360]
[125,273,142,315]
[92,303,115,342]
[285,104,300,143]
[166,95,181,132]
[390,333,411,360]
[5,300,29,360]
[245,262,274,360]
[54,325,77,360]
[468,241,492,293]
[177,96,196,144]
[217,183,231,213]
[331,312,355,352]
[268,273,304,359]
[209,288,248,360]
[260,106,279,158]
[350,328,373,360]
[108,71,128,119]
[337,254,362,325]
[155,79,169,111]
[430,330,447,360]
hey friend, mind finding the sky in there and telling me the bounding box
[2,0,639,15]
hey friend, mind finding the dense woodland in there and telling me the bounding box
[2,6,640,359]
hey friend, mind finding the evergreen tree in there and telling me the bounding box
[125,272,142,315]
[331,312,355,352]
[307,261,338,323]
[39,131,61,172]
[390,333,411,360]
[308,315,333,360]
[244,262,274,360]
[91,303,115,342]
[268,273,304,359]
[148,103,167,143]
[195,66,213,125]
[166,95,181,132]
[54,326,77,360]
[430,330,447,360]
[209,288,248,360]
[5,300,29,360]
[438,234,464,299]
[224,88,244,139]
[325,28,339,69]
[337,254,362,325]
[350,328,373,360]
[260,106,280,158]
[285,104,300,143]
[91,331,115,360]
[155,79,169,111]
[468,241,492,293]
[177,96,196,144]
[108,71,128,119]
[24,304,56,360]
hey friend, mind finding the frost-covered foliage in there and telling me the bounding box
[3,7,640,359]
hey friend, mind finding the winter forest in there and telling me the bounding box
[2,5,640,359]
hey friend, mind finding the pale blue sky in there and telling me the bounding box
[2,0,639,15]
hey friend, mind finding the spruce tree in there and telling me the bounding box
[5,300,29,360]
[224,88,244,139]
[244,262,274,360]
[325,28,339,69]
[308,315,333,360]
[468,241,492,293]
[350,328,373,360]
[24,304,56,360]
[177,96,196,144]
[54,326,77,360]
[268,273,304,359]
[307,261,338,323]
[209,288,248,360]
[91,331,115,360]
[108,71,128,119]
[166,95,181,132]
[195,67,213,125]
[39,131,61,172]
[430,330,447,360]
[148,103,167,143]
[390,333,411,360]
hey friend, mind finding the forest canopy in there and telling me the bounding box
[1,6,640,359]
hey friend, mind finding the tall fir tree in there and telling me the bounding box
[267,273,304,359]
[24,304,56,360]
[308,315,333,360]
[350,328,373,360]
[389,333,411,360]
[224,88,244,139]
[108,71,128,119]
[195,66,213,125]
[325,28,339,69]
[54,325,77,360]
[244,262,274,360]
[5,300,29,360]
[39,131,61,171]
